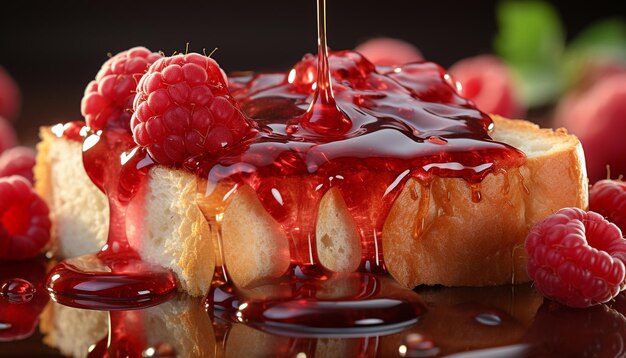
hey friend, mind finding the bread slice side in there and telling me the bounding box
[36,129,213,296]
[36,116,587,294]
[383,117,587,287]
[36,129,108,258]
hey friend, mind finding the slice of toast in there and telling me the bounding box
[34,116,587,296]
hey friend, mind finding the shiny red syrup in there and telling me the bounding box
[45,129,177,310]
[209,51,526,278]
[300,0,351,136]
[0,259,49,342]
[202,0,525,335]
[1,278,35,304]
[86,309,173,358]
[87,311,149,358]
[210,270,424,336]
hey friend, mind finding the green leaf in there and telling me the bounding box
[494,1,566,107]
[563,18,626,88]
[568,18,626,55]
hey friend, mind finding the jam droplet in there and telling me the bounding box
[1,278,35,304]
[475,312,502,326]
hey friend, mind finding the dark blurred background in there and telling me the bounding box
[0,0,624,145]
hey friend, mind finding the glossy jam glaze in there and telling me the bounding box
[201,51,525,272]
[44,0,524,332]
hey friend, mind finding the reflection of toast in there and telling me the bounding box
[39,295,214,358]
[35,116,587,295]
[39,285,543,357]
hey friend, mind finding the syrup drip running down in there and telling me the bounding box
[300,0,351,136]
[46,129,177,310]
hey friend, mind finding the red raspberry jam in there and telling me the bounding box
[46,0,524,334]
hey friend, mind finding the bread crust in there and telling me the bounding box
[383,117,587,287]
[36,116,588,294]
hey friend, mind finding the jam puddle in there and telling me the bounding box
[46,129,177,310]
[207,268,423,337]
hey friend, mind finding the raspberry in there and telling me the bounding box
[449,55,524,118]
[554,74,626,183]
[0,176,50,260]
[0,147,36,183]
[525,207,626,308]
[0,116,17,154]
[355,37,423,66]
[81,47,162,131]
[0,66,21,121]
[131,53,252,165]
[590,179,626,234]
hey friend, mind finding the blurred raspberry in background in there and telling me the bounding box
[492,3,626,182]
[0,67,37,185]
[554,74,626,183]
[0,67,21,122]
[0,118,17,154]
[355,37,423,66]
[449,55,524,119]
